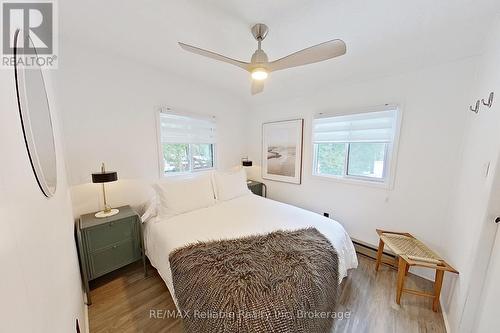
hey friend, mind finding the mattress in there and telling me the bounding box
[144,193,358,308]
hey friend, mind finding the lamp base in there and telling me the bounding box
[95,208,119,219]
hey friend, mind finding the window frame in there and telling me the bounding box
[345,142,390,182]
[161,142,216,174]
[156,108,217,177]
[311,106,401,189]
[189,142,216,171]
[312,142,348,177]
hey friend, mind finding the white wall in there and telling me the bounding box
[440,15,500,333]
[0,66,86,331]
[245,57,477,261]
[55,43,248,217]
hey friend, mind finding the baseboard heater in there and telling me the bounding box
[352,238,397,268]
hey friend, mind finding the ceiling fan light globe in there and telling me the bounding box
[251,68,268,80]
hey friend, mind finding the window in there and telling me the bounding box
[312,108,400,185]
[158,112,216,175]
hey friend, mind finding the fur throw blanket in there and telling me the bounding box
[169,228,340,333]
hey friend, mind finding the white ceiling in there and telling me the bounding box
[61,0,500,106]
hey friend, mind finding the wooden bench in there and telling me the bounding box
[375,229,458,312]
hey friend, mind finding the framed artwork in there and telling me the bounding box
[262,119,304,184]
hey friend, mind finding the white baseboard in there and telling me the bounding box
[84,304,90,333]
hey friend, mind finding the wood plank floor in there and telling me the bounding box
[88,255,446,333]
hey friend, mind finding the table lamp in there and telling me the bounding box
[92,163,119,218]
[242,157,253,167]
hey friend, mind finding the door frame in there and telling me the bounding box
[459,152,500,332]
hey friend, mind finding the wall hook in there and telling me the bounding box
[470,100,480,114]
[481,92,494,108]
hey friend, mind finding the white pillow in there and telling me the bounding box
[213,168,251,201]
[153,173,216,218]
[140,196,158,223]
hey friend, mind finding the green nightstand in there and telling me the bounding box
[76,205,146,305]
[247,180,267,197]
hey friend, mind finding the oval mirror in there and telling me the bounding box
[14,29,57,197]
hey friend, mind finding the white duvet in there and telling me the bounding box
[144,194,358,308]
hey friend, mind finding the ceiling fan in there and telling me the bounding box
[179,23,346,95]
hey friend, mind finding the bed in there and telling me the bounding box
[144,192,358,309]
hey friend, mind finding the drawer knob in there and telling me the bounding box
[112,245,118,249]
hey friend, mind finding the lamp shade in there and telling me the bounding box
[92,171,118,183]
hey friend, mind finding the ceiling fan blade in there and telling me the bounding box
[269,39,346,72]
[178,42,250,71]
[251,80,264,95]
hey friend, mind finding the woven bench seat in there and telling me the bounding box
[375,229,458,312]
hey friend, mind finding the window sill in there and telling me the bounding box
[162,168,215,178]
[311,173,393,190]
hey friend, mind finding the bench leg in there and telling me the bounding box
[396,257,407,305]
[433,270,444,312]
[375,239,385,271]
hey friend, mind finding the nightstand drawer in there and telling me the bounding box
[89,239,140,279]
[77,205,146,305]
[86,217,136,252]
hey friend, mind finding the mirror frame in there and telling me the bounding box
[13,29,57,198]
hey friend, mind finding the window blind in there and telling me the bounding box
[160,113,216,144]
[313,109,398,143]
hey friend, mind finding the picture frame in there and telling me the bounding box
[262,119,304,184]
